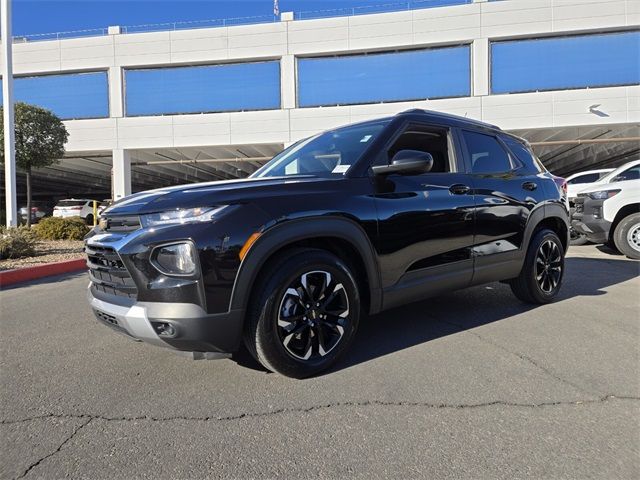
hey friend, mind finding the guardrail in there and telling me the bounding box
[295,0,471,20]
[13,0,474,43]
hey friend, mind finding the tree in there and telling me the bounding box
[0,102,68,227]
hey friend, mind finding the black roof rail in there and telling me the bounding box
[397,108,501,131]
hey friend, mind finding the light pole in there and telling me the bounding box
[1,0,17,227]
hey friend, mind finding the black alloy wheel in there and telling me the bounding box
[535,239,563,294]
[276,270,350,361]
[245,248,360,378]
[510,228,565,304]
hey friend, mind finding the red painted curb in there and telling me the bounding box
[0,258,87,288]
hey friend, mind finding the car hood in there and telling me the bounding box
[102,176,338,216]
[577,178,639,195]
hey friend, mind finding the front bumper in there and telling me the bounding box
[88,286,244,356]
[571,197,611,244]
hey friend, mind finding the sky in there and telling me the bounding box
[13,0,406,36]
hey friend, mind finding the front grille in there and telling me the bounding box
[103,215,141,233]
[86,244,138,299]
[575,201,584,214]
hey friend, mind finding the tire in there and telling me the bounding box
[85,214,94,226]
[510,229,565,304]
[613,213,640,260]
[569,227,589,246]
[244,248,361,378]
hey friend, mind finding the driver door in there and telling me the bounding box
[373,122,476,310]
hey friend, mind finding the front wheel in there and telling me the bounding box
[569,226,588,246]
[613,213,640,260]
[510,229,565,304]
[245,248,361,378]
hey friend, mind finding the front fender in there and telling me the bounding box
[228,216,382,315]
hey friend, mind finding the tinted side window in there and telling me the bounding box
[502,135,542,172]
[568,173,601,185]
[463,131,513,174]
[384,124,452,173]
[614,165,640,181]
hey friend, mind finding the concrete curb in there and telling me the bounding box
[0,258,86,288]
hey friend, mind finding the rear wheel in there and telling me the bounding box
[510,229,565,304]
[85,214,94,226]
[613,213,640,260]
[244,248,360,378]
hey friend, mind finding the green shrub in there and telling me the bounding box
[0,226,39,259]
[33,216,89,240]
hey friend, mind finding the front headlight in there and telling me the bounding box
[151,242,198,276]
[586,190,620,200]
[141,206,226,227]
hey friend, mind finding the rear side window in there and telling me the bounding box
[568,173,601,185]
[501,135,544,172]
[462,130,513,174]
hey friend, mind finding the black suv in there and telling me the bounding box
[86,109,569,378]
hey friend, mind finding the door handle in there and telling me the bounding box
[449,184,470,195]
[522,182,537,191]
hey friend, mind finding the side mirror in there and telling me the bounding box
[372,150,434,176]
[611,175,624,183]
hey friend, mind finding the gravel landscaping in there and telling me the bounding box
[0,240,85,271]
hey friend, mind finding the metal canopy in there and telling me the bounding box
[1,123,638,203]
[510,123,640,176]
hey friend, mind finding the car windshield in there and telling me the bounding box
[599,162,640,183]
[253,120,390,178]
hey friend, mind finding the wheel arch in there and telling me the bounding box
[611,203,640,237]
[229,216,382,316]
[523,203,570,253]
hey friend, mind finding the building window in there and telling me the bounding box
[297,46,471,108]
[491,31,640,94]
[125,61,281,116]
[0,71,109,120]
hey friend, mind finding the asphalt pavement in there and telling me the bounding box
[1,244,639,479]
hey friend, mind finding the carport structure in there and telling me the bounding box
[516,123,640,177]
[2,124,639,202]
[1,143,283,201]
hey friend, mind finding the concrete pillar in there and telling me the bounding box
[108,66,124,118]
[112,149,131,200]
[472,38,489,97]
[2,0,17,227]
[280,54,296,109]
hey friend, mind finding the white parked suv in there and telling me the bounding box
[571,160,640,259]
[566,168,614,200]
[53,199,103,225]
[566,168,615,245]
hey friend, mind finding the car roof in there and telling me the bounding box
[396,108,501,131]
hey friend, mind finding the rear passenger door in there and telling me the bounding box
[458,129,548,284]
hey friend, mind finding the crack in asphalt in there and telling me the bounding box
[14,417,93,480]
[5,395,638,479]
[3,394,638,427]
[438,319,593,395]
